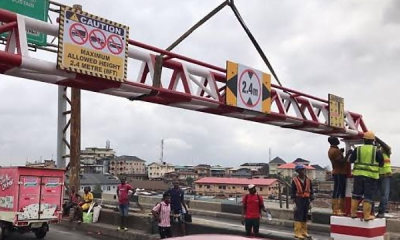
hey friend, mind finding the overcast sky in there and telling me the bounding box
[0,0,399,168]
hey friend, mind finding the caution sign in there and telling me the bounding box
[57,6,129,82]
[226,61,271,113]
[328,94,345,128]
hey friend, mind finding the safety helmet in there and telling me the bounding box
[295,164,305,172]
[363,131,375,140]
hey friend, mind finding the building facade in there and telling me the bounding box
[66,173,120,194]
[194,177,279,197]
[277,163,316,179]
[194,164,211,178]
[311,164,327,181]
[109,155,146,176]
[147,162,175,179]
[26,159,56,168]
[269,157,286,175]
[80,146,116,174]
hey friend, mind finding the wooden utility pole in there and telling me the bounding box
[69,4,82,192]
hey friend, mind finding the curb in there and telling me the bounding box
[57,220,159,240]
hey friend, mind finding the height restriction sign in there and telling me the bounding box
[226,61,271,113]
[57,6,129,82]
[328,94,345,128]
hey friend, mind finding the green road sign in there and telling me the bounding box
[0,0,49,46]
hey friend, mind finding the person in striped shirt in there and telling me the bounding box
[152,192,172,239]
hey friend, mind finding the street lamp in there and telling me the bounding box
[277,172,291,209]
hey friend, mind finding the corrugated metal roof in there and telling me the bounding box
[311,164,325,170]
[269,157,286,164]
[277,163,315,170]
[195,177,278,186]
[114,155,146,162]
[79,173,120,185]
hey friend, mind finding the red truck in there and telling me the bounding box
[0,167,65,239]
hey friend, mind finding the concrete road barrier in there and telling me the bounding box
[99,194,400,235]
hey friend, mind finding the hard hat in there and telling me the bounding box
[248,184,255,189]
[295,164,305,172]
[363,131,375,140]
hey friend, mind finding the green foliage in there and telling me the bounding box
[93,183,103,193]
[186,177,194,186]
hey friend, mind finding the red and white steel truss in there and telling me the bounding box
[0,8,368,139]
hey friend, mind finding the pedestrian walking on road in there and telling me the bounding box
[241,184,267,237]
[291,164,314,239]
[166,181,189,236]
[116,176,133,231]
[349,131,384,221]
[152,192,172,239]
[132,188,145,212]
[328,136,348,216]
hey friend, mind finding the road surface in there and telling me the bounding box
[193,216,331,240]
[12,225,108,240]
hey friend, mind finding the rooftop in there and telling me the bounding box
[240,163,267,166]
[148,162,174,167]
[114,155,146,162]
[278,163,315,170]
[311,164,325,170]
[70,173,120,185]
[269,157,286,164]
[293,158,310,163]
[195,177,278,186]
[128,180,169,191]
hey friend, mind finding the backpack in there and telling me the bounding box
[244,194,263,214]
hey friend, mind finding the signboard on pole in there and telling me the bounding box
[226,61,271,113]
[57,6,129,82]
[328,94,345,128]
[0,0,49,46]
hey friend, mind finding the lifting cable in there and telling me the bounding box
[228,0,282,87]
[130,0,284,101]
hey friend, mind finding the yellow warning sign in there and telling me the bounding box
[69,13,79,22]
[226,61,271,113]
[57,6,129,82]
[328,94,345,128]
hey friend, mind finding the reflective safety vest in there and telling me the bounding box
[353,145,379,179]
[293,176,311,198]
[379,153,392,175]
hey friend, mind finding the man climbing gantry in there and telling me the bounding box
[349,131,384,221]
[328,136,348,216]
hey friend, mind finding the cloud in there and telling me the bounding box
[0,0,398,169]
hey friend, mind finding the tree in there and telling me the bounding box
[93,183,103,193]
[258,165,270,175]
[186,177,194,186]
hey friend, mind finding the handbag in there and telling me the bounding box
[184,213,192,223]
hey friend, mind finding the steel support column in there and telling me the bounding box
[57,86,68,168]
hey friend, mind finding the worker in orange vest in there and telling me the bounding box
[291,164,314,239]
[328,136,347,215]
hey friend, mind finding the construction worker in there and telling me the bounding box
[376,144,392,218]
[349,131,384,221]
[328,136,347,215]
[291,164,314,239]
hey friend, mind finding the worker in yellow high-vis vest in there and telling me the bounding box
[376,145,392,218]
[349,131,384,221]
